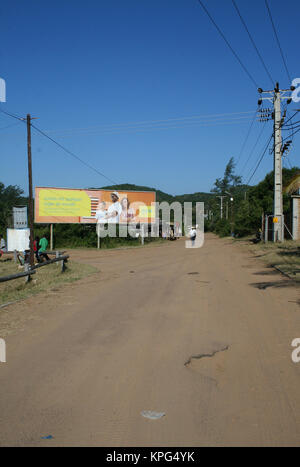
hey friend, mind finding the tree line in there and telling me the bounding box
[1,163,299,246]
[206,157,300,238]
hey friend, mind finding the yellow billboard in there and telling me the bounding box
[35,187,156,224]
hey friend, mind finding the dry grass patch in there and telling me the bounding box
[246,240,300,281]
[0,258,97,306]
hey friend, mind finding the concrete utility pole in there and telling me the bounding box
[217,195,226,220]
[225,191,234,235]
[258,82,295,242]
[273,85,283,242]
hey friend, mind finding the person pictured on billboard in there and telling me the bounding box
[105,191,122,224]
[120,196,136,223]
[95,201,108,224]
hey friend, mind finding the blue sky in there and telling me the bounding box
[0,0,299,195]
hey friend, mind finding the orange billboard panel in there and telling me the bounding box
[35,187,156,224]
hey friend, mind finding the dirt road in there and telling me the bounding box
[0,234,299,446]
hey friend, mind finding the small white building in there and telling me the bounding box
[291,195,300,240]
[285,174,300,241]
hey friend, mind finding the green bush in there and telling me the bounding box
[214,219,231,237]
[33,223,160,249]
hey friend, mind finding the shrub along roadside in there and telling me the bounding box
[34,223,162,249]
[206,158,300,239]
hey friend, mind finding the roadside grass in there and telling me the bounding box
[242,239,300,281]
[0,258,97,306]
[56,237,167,250]
[0,238,169,307]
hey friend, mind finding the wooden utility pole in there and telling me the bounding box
[27,114,34,267]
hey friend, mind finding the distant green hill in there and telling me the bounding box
[99,183,174,203]
[173,192,215,204]
[95,183,214,204]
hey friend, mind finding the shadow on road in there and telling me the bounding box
[277,250,300,257]
[252,268,279,276]
[250,279,298,290]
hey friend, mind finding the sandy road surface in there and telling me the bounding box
[0,234,299,446]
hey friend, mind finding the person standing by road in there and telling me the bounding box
[190,227,197,247]
[39,234,50,261]
[34,236,40,262]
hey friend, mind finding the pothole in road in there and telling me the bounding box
[187,272,199,275]
[184,345,229,367]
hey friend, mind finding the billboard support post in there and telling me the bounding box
[50,224,53,250]
[141,224,145,246]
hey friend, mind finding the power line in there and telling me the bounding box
[0,106,25,122]
[44,110,256,136]
[232,0,274,87]
[0,109,257,137]
[196,0,259,88]
[0,114,259,139]
[281,109,300,131]
[246,133,273,185]
[287,126,300,139]
[44,115,256,139]
[0,121,22,131]
[264,0,292,83]
[282,156,292,169]
[282,122,300,130]
[281,126,300,143]
[281,110,300,127]
[279,109,296,163]
[30,123,119,185]
[236,109,258,166]
[241,120,268,175]
[0,105,119,185]
[273,122,300,152]
[1,102,257,136]
[282,121,300,130]
[284,110,296,160]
